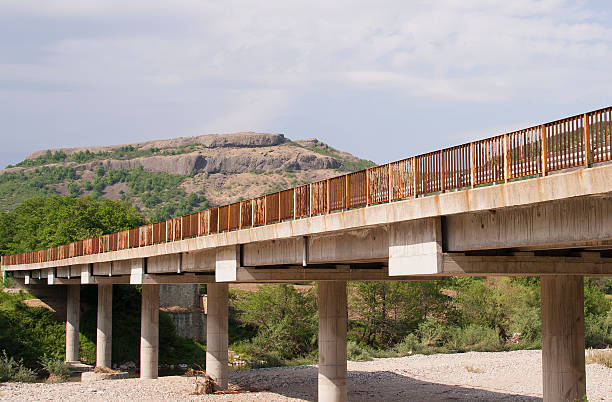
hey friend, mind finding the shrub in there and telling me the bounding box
[585,311,612,348]
[232,285,317,361]
[586,349,612,368]
[443,324,502,352]
[394,334,421,356]
[508,307,541,348]
[347,341,373,362]
[0,350,36,383]
[39,354,70,382]
[417,317,447,347]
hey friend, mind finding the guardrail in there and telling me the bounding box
[2,106,611,267]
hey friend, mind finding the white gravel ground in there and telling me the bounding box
[0,350,610,401]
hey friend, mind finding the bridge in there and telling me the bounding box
[2,107,612,401]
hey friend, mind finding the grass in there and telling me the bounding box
[586,349,612,368]
[465,365,484,373]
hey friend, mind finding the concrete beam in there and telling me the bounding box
[140,284,159,379]
[206,283,228,389]
[147,254,182,274]
[216,245,240,282]
[318,281,347,402]
[441,254,612,276]
[445,196,612,251]
[235,265,441,282]
[96,284,112,368]
[130,259,145,284]
[541,276,586,401]
[65,284,80,363]
[389,218,442,276]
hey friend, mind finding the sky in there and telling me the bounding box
[1,0,611,168]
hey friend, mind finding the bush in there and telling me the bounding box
[394,333,421,356]
[232,285,317,361]
[39,354,70,382]
[444,325,502,352]
[417,317,447,347]
[585,311,612,348]
[347,341,373,362]
[0,350,36,383]
[508,307,541,348]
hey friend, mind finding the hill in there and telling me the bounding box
[0,132,375,221]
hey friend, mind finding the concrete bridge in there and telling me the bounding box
[2,107,612,401]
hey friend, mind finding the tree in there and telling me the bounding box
[348,281,455,347]
[1,195,146,255]
[232,285,318,360]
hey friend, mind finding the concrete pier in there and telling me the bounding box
[96,284,113,368]
[140,284,159,379]
[318,281,347,402]
[541,275,586,402]
[206,283,228,389]
[65,284,80,362]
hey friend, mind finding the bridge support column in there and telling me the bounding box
[140,284,159,379]
[65,285,80,362]
[541,275,586,402]
[318,281,347,402]
[206,283,228,389]
[96,284,113,368]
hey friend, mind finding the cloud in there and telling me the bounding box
[0,0,611,167]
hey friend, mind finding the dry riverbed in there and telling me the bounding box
[0,350,610,401]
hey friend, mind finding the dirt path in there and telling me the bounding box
[0,350,610,401]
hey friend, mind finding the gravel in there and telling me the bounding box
[0,350,610,401]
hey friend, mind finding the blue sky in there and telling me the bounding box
[1,0,611,167]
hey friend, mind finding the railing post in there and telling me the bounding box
[365,168,370,206]
[326,179,330,213]
[293,188,297,219]
[583,113,590,167]
[251,200,255,227]
[440,150,445,192]
[503,134,509,183]
[345,174,349,210]
[470,142,475,188]
[239,202,242,229]
[412,157,417,198]
[278,192,281,221]
[541,124,547,176]
[309,183,312,217]
[388,164,392,201]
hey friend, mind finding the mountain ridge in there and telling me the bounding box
[0,132,375,221]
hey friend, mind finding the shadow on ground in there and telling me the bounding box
[230,366,542,401]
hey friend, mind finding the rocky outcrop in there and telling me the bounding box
[26,132,286,159]
[76,148,340,176]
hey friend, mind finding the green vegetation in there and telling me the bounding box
[0,166,77,210]
[10,145,198,167]
[12,150,67,168]
[224,277,611,367]
[0,196,146,255]
[339,158,377,172]
[0,196,205,379]
[229,285,318,366]
[39,354,70,382]
[0,350,37,383]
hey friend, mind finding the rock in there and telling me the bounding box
[82,371,129,382]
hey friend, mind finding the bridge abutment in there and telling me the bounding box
[65,284,80,363]
[318,280,347,402]
[140,284,159,379]
[541,275,586,402]
[96,284,113,368]
[206,283,229,389]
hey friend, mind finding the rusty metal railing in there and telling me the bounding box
[2,106,611,267]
